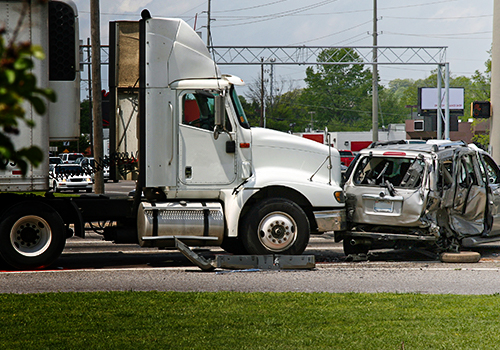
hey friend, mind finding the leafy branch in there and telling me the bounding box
[0,0,56,175]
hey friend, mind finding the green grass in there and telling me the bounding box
[1,292,500,349]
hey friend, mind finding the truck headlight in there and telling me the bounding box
[334,191,345,203]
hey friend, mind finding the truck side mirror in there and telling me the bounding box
[213,94,225,140]
[214,94,225,128]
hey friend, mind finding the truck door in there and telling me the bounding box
[178,91,237,185]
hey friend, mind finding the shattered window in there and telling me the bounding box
[353,156,423,188]
[457,155,479,188]
[480,154,500,185]
[438,159,454,190]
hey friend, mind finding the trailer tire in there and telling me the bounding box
[0,202,66,270]
[240,198,310,255]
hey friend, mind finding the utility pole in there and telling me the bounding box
[491,0,500,162]
[91,0,104,194]
[206,0,211,48]
[372,0,379,142]
[260,57,265,127]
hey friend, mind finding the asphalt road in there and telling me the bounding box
[2,230,500,294]
[3,180,500,294]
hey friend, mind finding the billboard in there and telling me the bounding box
[418,87,464,117]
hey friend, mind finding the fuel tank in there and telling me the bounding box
[137,201,224,247]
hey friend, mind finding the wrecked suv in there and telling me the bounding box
[339,140,500,255]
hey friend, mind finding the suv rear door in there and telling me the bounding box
[442,151,488,236]
[345,153,428,227]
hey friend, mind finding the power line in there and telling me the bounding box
[213,0,291,13]
[384,30,492,39]
[291,19,372,45]
[384,14,492,21]
[213,0,339,27]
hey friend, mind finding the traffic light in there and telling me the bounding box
[471,101,491,118]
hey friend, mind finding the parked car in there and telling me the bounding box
[339,150,355,166]
[51,164,93,193]
[59,153,84,164]
[340,140,500,255]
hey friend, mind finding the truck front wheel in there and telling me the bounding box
[0,203,66,270]
[240,198,310,255]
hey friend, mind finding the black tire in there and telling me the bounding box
[343,238,370,255]
[440,251,481,263]
[0,202,66,270]
[240,198,310,255]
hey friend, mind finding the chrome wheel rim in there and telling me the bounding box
[258,211,297,252]
[10,216,52,257]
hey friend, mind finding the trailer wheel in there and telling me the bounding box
[240,198,310,255]
[0,203,66,270]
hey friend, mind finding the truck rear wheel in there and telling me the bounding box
[0,203,66,270]
[240,198,310,255]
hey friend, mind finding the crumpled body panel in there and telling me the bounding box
[343,142,500,252]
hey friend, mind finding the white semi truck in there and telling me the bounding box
[0,0,345,270]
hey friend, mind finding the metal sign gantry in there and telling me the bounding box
[209,46,446,66]
[209,45,451,140]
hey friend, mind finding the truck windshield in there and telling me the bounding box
[230,86,250,129]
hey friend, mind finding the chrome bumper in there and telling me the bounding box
[314,209,346,232]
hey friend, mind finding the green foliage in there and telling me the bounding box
[2,291,500,349]
[0,21,55,175]
[266,89,310,132]
[300,48,373,131]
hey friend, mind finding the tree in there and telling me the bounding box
[299,48,372,131]
[0,0,56,175]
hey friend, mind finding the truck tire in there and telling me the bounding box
[240,198,310,255]
[0,202,66,270]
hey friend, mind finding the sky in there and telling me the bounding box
[73,0,494,98]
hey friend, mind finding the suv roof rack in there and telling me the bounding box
[427,140,467,151]
[368,140,407,148]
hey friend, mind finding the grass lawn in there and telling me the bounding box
[1,291,499,349]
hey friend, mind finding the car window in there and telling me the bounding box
[457,154,479,188]
[54,166,83,175]
[438,159,454,190]
[352,156,421,188]
[480,153,500,185]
